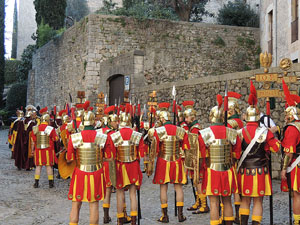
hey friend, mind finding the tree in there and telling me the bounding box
[18,45,36,81]
[34,0,67,30]
[217,0,259,27]
[154,0,210,21]
[65,0,89,22]
[11,0,18,59]
[0,0,5,108]
[6,82,27,113]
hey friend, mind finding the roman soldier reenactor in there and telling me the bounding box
[281,80,300,225]
[99,105,119,224]
[67,101,108,225]
[199,95,241,225]
[178,105,188,131]
[227,92,244,224]
[182,101,209,214]
[237,82,280,225]
[24,105,38,170]
[110,104,144,225]
[66,103,84,137]
[8,108,24,159]
[148,102,190,223]
[31,107,59,188]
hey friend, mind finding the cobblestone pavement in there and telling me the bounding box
[0,129,291,225]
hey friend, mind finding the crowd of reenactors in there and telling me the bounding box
[6,80,300,225]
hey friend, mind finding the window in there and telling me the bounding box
[293,58,298,63]
[291,0,299,43]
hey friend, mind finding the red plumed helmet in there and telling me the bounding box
[125,103,131,114]
[182,101,194,108]
[158,102,170,110]
[83,101,90,111]
[119,105,125,112]
[89,106,93,111]
[250,81,257,96]
[58,109,66,117]
[228,92,242,99]
[39,107,48,115]
[216,94,223,108]
[104,105,115,115]
[76,103,83,109]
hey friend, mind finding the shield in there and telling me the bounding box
[58,151,76,179]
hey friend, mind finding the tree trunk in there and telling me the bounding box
[0,0,5,107]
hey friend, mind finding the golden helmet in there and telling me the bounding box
[119,104,131,127]
[58,109,66,120]
[158,102,171,121]
[16,109,24,118]
[63,114,70,124]
[209,95,224,123]
[83,111,95,126]
[228,92,242,117]
[75,103,84,118]
[283,79,300,122]
[25,105,37,118]
[104,105,118,126]
[182,101,196,118]
[245,81,259,122]
[40,107,50,123]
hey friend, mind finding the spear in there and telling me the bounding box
[224,81,228,127]
[172,85,178,216]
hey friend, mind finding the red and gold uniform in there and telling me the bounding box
[111,127,144,189]
[31,122,58,166]
[148,102,189,223]
[237,122,279,197]
[67,128,108,202]
[281,80,300,225]
[151,121,189,185]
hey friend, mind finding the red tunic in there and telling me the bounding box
[114,127,144,189]
[200,125,241,196]
[153,123,190,184]
[237,122,280,197]
[281,123,300,192]
[67,130,107,202]
[179,121,189,131]
[31,122,58,166]
[100,127,116,188]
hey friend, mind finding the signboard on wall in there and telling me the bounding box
[125,76,130,90]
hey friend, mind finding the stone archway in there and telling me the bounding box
[108,74,124,106]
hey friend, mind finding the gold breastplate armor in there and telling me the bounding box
[184,132,198,170]
[156,126,185,162]
[200,127,237,171]
[76,142,102,172]
[36,131,50,149]
[111,130,143,163]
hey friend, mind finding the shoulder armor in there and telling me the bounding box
[228,119,239,130]
[191,123,201,131]
[176,127,186,141]
[33,125,39,135]
[156,126,168,141]
[256,127,268,143]
[44,126,54,136]
[71,133,83,148]
[148,128,156,140]
[199,127,214,145]
[110,131,123,147]
[95,131,108,148]
[78,123,84,132]
[131,131,143,145]
[95,128,104,135]
[67,122,73,132]
[225,127,238,145]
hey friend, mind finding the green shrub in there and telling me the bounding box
[217,0,259,27]
[6,82,27,113]
[36,22,57,48]
[0,109,12,125]
[18,45,36,81]
[4,59,21,84]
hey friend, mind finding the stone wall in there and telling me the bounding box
[29,14,260,108]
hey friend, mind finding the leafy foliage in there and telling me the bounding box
[4,60,21,84]
[0,0,5,108]
[66,0,89,22]
[98,0,179,21]
[35,22,57,48]
[17,45,36,81]
[217,0,259,27]
[189,1,214,22]
[11,0,18,59]
[34,0,67,30]
[5,82,27,113]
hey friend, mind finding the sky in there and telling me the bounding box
[5,0,17,59]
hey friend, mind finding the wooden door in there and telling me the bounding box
[109,75,124,106]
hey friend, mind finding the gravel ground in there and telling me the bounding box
[0,129,291,225]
